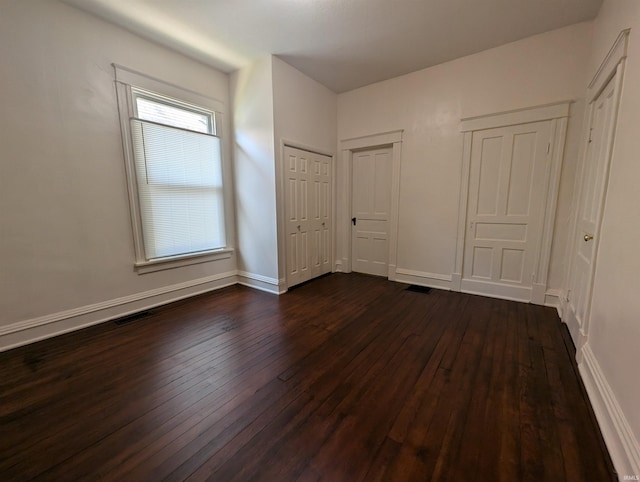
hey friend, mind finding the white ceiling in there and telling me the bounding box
[62,0,603,93]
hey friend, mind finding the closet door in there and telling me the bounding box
[285,146,332,288]
[309,151,332,279]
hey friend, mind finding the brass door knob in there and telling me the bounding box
[584,234,594,242]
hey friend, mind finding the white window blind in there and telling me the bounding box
[130,119,225,260]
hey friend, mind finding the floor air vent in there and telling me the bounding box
[114,310,153,326]
[406,285,432,294]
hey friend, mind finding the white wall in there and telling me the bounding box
[229,56,337,291]
[0,0,237,349]
[272,56,338,283]
[230,57,280,289]
[272,57,338,155]
[572,0,640,474]
[337,22,593,292]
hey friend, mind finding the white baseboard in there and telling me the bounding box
[237,271,285,295]
[394,268,452,290]
[556,292,566,319]
[579,343,640,479]
[460,278,530,303]
[451,272,462,292]
[0,271,238,353]
[532,283,546,305]
[339,257,351,273]
[387,264,397,281]
[544,288,561,309]
[562,300,585,352]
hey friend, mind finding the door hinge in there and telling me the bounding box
[546,142,550,154]
[566,289,572,302]
[588,127,594,143]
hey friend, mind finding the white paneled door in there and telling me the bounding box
[351,147,392,276]
[462,120,552,301]
[568,73,619,334]
[285,146,332,288]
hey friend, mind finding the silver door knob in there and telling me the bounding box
[584,234,594,242]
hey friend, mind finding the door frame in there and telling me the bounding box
[453,101,571,305]
[563,29,629,343]
[338,130,403,278]
[278,139,336,291]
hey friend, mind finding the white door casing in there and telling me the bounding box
[284,146,332,287]
[351,147,392,276]
[455,102,570,304]
[338,130,403,278]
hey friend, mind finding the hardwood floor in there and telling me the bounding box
[0,273,616,481]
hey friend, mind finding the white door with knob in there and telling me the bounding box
[285,146,332,288]
[462,120,552,301]
[568,73,620,334]
[351,147,392,276]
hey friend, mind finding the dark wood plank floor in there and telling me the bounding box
[0,273,616,481]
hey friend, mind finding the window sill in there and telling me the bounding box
[135,248,234,274]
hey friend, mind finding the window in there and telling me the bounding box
[114,65,232,273]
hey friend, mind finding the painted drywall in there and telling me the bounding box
[0,0,237,346]
[229,56,337,288]
[337,22,593,291]
[230,57,279,283]
[272,57,338,155]
[271,56,338,283]
[580,0,640,471]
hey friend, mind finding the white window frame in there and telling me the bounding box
[133,89,216,134]
[114,64,233,274]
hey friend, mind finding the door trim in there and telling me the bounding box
[453,102,571,304]
[588,29,630,102]
[460,101,569,132]
[338,130,403,278]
